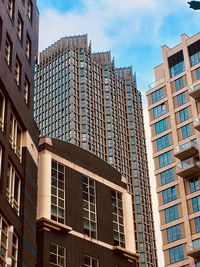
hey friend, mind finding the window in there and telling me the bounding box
[11,232,18,267]
[7,0,15,20]
[0,146,2,178]
[0,90,5,131]
[175,77,185,91]
[9,113,22,160]
[190,51,200,67]
[196,68,200,80]
[27,0,33,21]
[5,34,12,67]
[167,224,182,243]
[159,151,172,168]
[24,77,30,104]
[151,88,164,103]
[195,217,200,233]
[177,92,186,106]
[189,178,199,193]
[51,160,65,224]
[84,255,99,267]
[161,168,174,185]
[169,245,184,263]
[49,243,66,267]
[164,205,179,223]
[15,57,21,86]
[193,238,200,249]
[153,103,166,119]
[192,196,200,212]
[111,190,125,248]
[155,118,168,134]
[181,124,192,139]
[25,34,31,61]
[179,108,189,123]
[170,61,185,78]
[156,134,170,151]
[6,163,21,215]
[0,215,8,266]
[163,186,176,203]
[82,176,97,239]
[196,261,200,267]
[17,13,23,41]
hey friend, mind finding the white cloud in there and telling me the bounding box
[39,0,187,52]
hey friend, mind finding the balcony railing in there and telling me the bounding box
[186,240,200,260]
[174,140,198,160]
[194,116,200,131]
[148,77,165,89]
[189,82,200,99]
[176,158,200,178]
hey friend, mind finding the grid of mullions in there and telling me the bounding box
[84,255,99,267]
[51,160,65,224]
[0,216,8,266]
[82,176,97,239]
[111,190,125,248]
[49,243,66,267]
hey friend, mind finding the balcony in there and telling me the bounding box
[194,116,200,132]
[174,140,198,160]
[176,158,200,178]
[189,82,200,100]
[186,240,200,260]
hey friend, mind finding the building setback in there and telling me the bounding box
[34,35,157,266]
[147,33,200,266]
[0,0,39,266]
[37,137,139,267]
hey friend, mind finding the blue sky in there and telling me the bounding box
[37,1,200,265]
[37,0,200,102]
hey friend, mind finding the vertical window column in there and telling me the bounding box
[84,255,99,267]
[82,176,97,239]
[49,243,66,267]
[111,190,125,248]
[51,160,65,224]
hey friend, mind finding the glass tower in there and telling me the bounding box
[34,34,157,267]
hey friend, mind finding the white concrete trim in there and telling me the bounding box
[40,150,127,193]
[22,131,38,165]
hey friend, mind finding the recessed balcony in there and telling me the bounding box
[186,241,200,260]
[189,82,200,100]
[194,116,200,132]
[176,158,200,178]
[174,140,198,160]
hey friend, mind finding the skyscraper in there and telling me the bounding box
[147,33,200,266]
[0,0,39,266]
[34,35,157,266]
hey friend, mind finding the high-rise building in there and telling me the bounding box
[34,35,157,266]
[147,33,200,266]
[37,137,139,267]
[0,0,39,266]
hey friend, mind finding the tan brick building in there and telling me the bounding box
[147,33,200,267]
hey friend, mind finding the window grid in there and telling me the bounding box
[7,0,15,20]
[175,77,185,91]
[164,205,179,223]
[192,196,200,212]
[169,245,184,263]
[51,160,65,224]
[179,108,189,123]
[111,190,125,248]
[9,112,22,161]
[5,34,12,67]
[156,134,170,151]
[189,178,199,193]
[163,186,176,203]
[160,168,174,186]
[84,255,99,267]
[15,57,21,86]
[181,124,192,139]
[0,216,8,266]
[82,176,97,239]
[151,88,164,104]
[49,243,66,267]
[0,90,5,131]
[159,151,172,168]
[155,118,168,135]
[167,224,181,243]
[6,162,21,215]
[195,217,200,233]
[17,12,23,41]
[153,103,166,119]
